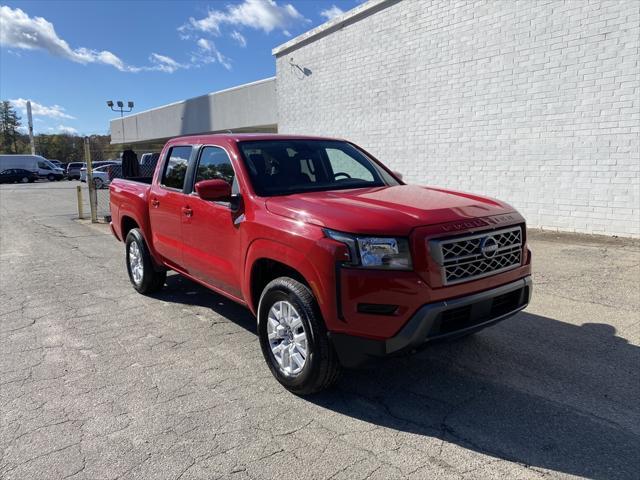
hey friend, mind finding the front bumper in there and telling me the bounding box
[330,276,532,367]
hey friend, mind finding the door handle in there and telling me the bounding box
[151,198,160,208]
[182,206,193,217]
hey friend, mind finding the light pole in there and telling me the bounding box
[107,100,134,147]
[26,100,36,155]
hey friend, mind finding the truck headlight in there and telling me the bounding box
[324,229,412,270]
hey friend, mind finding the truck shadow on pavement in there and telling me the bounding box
[312,314,640,479]
[155,274,256,334]
[155,274,639,479]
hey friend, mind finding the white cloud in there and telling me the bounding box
[148,53,184,73]
[197,38,213,51]
[215,52,232,70]
[320,5,345,21]
[10,98,75,119]
[0,5,191,74]
[230,30,247,47]
[182,0,307,36]
[0,5,132,71]
[50,125,78,134]
[192,39,231,70]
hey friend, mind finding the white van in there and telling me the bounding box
[0,155,65,181]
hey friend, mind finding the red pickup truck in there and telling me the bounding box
[110,134,532,394]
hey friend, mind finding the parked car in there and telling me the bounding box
[0,168,39,184]
[91,165,111,189]
[110,134,532,394]
[139,152,160,166]
[138,152,160,177]
[79,161,120,182]
[66,162,84,180]
[0,154,64,180]
[49,160,67,178]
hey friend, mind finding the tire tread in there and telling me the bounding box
[259,277,341,395]
[125,228,166,294]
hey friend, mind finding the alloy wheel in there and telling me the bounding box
[267,300,308,376]
[128,241,144,285]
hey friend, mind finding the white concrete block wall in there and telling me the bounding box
[274,0,640,237]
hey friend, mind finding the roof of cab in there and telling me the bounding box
[165,133,343,145]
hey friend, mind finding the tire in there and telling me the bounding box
[47,174,55,181]
[125,228,166,294]
[20,176,29,183]
[94,177,104,189]
[258,277,341,395]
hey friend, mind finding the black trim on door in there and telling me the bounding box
[182,144,202,195]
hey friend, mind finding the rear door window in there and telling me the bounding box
[161,146,191,190]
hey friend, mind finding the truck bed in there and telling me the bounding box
[109,177,152,241]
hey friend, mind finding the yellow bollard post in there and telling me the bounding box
[76,185,84,219]
[84,136,97,223]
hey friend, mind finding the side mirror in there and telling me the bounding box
[229,193,242,213]
[392,170,403,181]
[195,179,231,201]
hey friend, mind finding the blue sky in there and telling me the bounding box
[0,0,360,135]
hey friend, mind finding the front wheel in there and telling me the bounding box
[258,277,341,395]
[47,174,55,181]
[125,228,166,294]
[94,177,104,189]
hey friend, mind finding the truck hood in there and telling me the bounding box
[265,185,516,235]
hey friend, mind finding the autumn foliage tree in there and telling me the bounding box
[0,101,21,153]
[0,99,120,162]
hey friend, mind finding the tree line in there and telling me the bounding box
[0,100,120,163]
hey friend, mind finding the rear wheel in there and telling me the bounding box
[125,228,166,294]
[258,277,341,395]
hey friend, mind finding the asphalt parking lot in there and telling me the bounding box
[1,182,639,480]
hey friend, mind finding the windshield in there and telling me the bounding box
[44,160,60,170]
[237,140,399,196]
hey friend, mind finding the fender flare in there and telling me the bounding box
[118,209,164,268]
[243,238,327,317]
